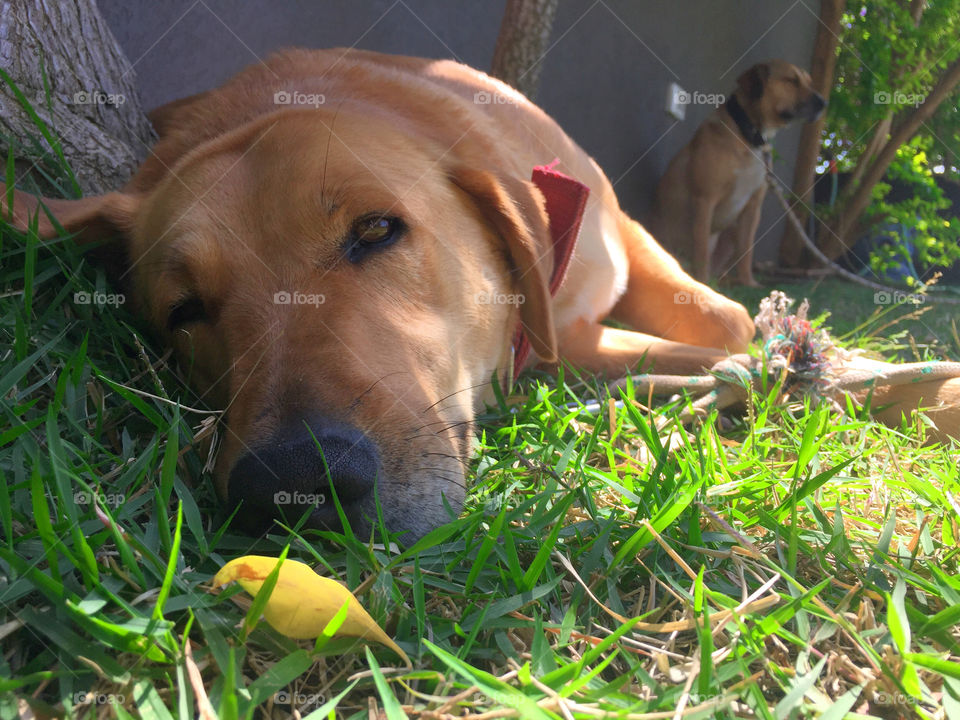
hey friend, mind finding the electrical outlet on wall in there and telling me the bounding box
[666,82,687,120]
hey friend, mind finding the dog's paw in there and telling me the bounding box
[702,299,755,353]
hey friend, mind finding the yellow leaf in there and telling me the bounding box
[213,555,410,666]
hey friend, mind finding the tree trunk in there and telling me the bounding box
[777,0,845,268]
[909,0,927,24]
[490,0,559,101]
[828,54,960,255]
[847,112,892,190]
[0,0,155,196]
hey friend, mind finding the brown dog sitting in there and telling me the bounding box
[651,60,825,286]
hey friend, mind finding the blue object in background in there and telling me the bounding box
[843,222,921,284]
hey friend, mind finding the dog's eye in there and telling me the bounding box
[168,296,207,330]
[355,216,399,245]
[346,215,405,262]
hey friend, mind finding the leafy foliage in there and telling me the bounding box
[823,1,960,279]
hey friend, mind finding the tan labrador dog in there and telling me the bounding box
[2,48,758,541]
[651,60,825,286]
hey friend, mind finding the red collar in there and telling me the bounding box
[511,160,589,381]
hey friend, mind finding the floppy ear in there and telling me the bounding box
[737,62,771,100]
[449,167,558,363]
[0,183,140,244]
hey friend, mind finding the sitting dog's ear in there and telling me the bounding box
[737,62,771,100]
[0,183,140,245]
[448,167,558,364]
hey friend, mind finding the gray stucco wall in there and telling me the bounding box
[96,0,818,263]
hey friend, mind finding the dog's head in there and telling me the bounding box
[2,107,559,542]
[735,60,826,129]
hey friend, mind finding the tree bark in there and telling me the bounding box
[828,54,960,255]
[0,0,155,195]
[490,0,559,101]
[909,0,927,24]
[847,113,892,190]
[777,0,845,268]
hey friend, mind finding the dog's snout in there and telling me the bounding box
[802,92,827,121]
[227,415,379,532]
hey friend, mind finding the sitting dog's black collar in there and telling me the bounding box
[725,95,766,147]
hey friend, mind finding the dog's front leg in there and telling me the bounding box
[608,214,755,352]
[690,196,716,282]
[556,318,731,376]
[731,187,765,286]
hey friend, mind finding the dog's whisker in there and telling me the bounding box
[319,99,346,208]
[403,423,472,443]
[346,370,414,413]
[435,419,474,433]
[420,452,472,470]
[406,416,473,434]
[212,325,279,413]
[421,380,491,414]
[414,467,467,491]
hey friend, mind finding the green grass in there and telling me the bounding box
[2,107,960,719]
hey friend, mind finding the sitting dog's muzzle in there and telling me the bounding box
[801,92,827,121]
[227,414,380,534]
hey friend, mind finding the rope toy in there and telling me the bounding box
[755,291,834,397]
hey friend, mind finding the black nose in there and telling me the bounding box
[802,93,827,121]
[227,414,380,533]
